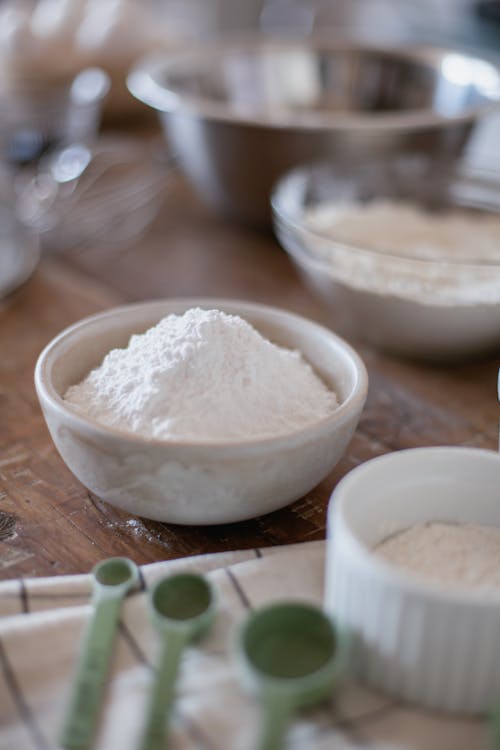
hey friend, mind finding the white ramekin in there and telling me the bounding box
[325,446,500,714]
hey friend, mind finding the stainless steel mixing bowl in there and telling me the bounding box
[128,37,500,227]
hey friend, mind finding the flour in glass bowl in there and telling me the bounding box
[64,307,339,442]
[302,200,500,306]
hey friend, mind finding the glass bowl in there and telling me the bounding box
[0,164,39,301]
[0,68,109,168]
[272,156,500,360]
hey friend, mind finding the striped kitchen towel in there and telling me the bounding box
[0,540,487,749]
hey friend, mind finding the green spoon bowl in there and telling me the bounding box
[150,572,215,637]
[139,572,216,750]
[237,601,349,750]
[93,556,139,590]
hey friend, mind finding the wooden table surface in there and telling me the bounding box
[1,165,499,580]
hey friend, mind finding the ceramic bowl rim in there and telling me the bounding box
[35,297,368,454]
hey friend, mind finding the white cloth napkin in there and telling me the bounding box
[0,541,488,750]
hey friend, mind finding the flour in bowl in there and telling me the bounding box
[374,522,500,590]
[64,307,339,441]
[303,200,500,305]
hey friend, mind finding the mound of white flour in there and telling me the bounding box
[64,308,339,441]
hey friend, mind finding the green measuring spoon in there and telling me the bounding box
[60,557,139,749]
[139,572,216,750]
[237,601,349,750]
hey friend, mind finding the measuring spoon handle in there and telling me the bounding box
[257,695,293,750]
[139,630,186,750]
[59,591,123,749]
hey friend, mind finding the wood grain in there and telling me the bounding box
[1,171,499,579]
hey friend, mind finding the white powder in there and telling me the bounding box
[303,200,500,306]
[64,307,338,442]
[374,522,500,590]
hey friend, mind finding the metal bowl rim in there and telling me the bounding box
[127,36,500,131]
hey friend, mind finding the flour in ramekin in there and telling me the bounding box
[374,522,500,590]
[64,308,338,441]
[303,200,500,306]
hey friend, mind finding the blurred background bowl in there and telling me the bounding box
[128,37,500,227]
[0,166,39,301]
[0,67,109,169]
[272,156,500,361]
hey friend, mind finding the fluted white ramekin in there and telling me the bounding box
[325,446,500,714]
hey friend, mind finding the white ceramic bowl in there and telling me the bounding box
[325,446,500,714]
[35,298,368,525]
[272,158,500,360]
